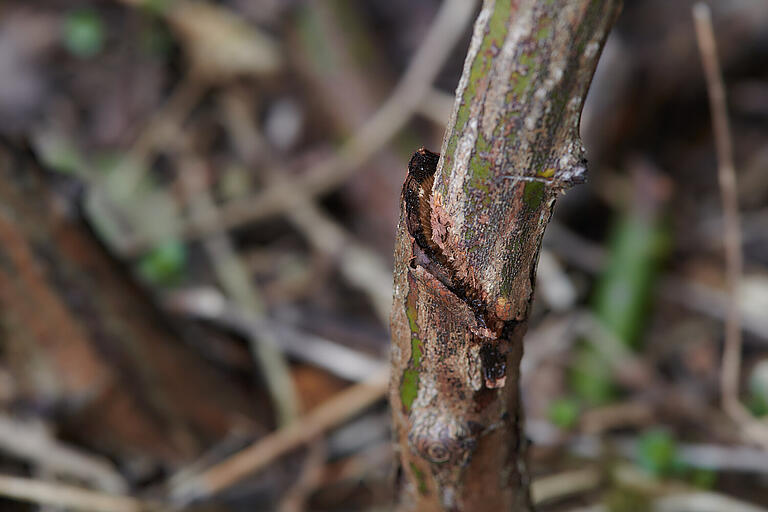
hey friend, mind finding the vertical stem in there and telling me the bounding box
[692,3,743,417]
[389,1,621,510]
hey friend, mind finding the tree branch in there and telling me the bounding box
[389,1,621,510]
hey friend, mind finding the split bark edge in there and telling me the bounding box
[390,1,621,510]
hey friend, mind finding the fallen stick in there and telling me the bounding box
[169,367,389,502]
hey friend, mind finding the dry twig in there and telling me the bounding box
[120,77,205,193]
[166,288,385,382]
[179,157,299,426]
[660,277,768,342]
[277,439,327,512]
[0,415,126,493]
[169,367,389,503]
[0,475,156,512]
[218,88,394,323]
[279,195,393,323]
[530,468,602,505]
[693,2,768,447]
[125,0,477,252]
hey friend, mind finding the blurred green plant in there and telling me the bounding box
[570,182,670,406]
[138,240,187,285]
[141,0,173,16]
[689,467,717,489]
[748,359,768,417]
[571,348,617,406]
[635,429,717,489]
[593,215,669,350]
[547,396,580,429]
[140,22,173,57]
[604,485,652,512]
[63,9,105,58]
[748,395,768,418]
[636,429,680,477]
[37,137,87,176]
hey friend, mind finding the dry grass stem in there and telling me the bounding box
[531,468,602,505]
[169,367,389,502]
[277,439,327,512]
[0,475,156,512]
[218,88,394,323]
[179,158,300,426]
[165,288,385,382]
[0,415,126,493]
[693,3,768,447]
[124,0,477,253]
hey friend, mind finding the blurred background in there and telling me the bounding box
[0,0,768,510]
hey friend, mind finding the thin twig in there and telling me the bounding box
[121,77,205,193]
[179,157,299,427]
[693,3,768,447]
[277,439,327,512]
[576,311,655,390]
[653,492,768,512]
[279,195,393,323]
[218,88,394,323]
[613,464,768,512]
[531,463,768,510]
[317,442,393,488]
[530,429,768,475]
[530,468,602,505]
[168,367,389,503]
[520,311,654,393]
[124,0,477,253]
[0,415,127,493]
[692,1,743,417]
[659,277,768,343]
[0,475,157,512]
[579,401,655,434]
[531,464,768,512]
[165,288,386,382]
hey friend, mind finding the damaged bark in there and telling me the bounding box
[389,1,621,510]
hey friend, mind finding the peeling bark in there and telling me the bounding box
[389,1,621,510]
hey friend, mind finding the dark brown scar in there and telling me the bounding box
[404,147,442,264]
[403,147,498,336]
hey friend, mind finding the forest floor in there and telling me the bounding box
[1,1,768,510]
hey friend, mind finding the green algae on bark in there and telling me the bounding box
[390,1,621,510]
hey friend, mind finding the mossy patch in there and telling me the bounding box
[406,303,419,335]
[442,1,512,189]
[523,180,545,210]
[510,54,535,102]
[468,134,492,195]
[400,369,420,412]
[411,336,422,369]
[401,293,423,413]
[409,462,428,495]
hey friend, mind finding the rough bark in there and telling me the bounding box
[389,1,621,510]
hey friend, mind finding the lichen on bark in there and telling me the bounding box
[389,1,621,510]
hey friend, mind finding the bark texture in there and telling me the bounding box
[389,1,621,510]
